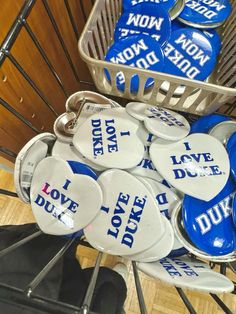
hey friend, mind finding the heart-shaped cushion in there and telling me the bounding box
[183,178,236,256]
[168,237,188,258]
[123,0,177,12]
[84,169,165,255]
[128,125,163,181]
[126,215,174,262]
[114,4,171,46]
[150,134,230,201]
[209,121,236,144]
[136,124,157,146]
[179,0,232,26]
[73,108,144,169]
[30,157,103,235]
[14,133,55,203]
[126,102,190,140]
[67,161,98,180]
[137,177,186,258]
[52,140,106,171]
[137,256,234,293]
[137,177,180,219]
[190,114,231,134]
[225,132,236,182]
[171,203,236,263]
[233,195,236,228]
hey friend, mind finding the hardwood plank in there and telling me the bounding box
[81,0,94,20]
[68,0,95,86]
[27,0,81,95]
[0,0,24,44]
[0,169,34,226]
[0,156,14,170]
[11,28,66,115]
[46,0,93,83]
[0,58,56,132]
[0,106,36,154]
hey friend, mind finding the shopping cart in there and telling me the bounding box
[0,0,235,313]
[0,203,235,314]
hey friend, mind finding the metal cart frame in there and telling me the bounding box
[0,192,235,314]
[0,1,235,313]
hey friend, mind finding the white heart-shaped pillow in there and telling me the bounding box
[150,134,230,201]
[126,102,190,140]
[30,157,103,235]
[84,169,165,255]
[137,256,234,293]
[128,125,163,181]
[73,108,144,169]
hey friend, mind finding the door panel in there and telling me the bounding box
[0,59,56,132]
[0,0,95,161]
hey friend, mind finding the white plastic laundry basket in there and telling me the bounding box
[79,0,236,115]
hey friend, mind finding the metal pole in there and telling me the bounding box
[25,238,75,297]
[42,0,80,82]
[175,287,197,314]
[23,20,68,98]
[210,294,234,314]
[228,261,236,274]
[0,282,83,314]
[0,97,39,133]
[64,0,79,41]
[0,146,17,159]
[6,52,58,117]
[0,189,18,198]
[220,263,227,276]
[0,0,36,66]
[0,230,42,258]
[78,0,87,23]
[80,251,103,314]
[132,261,148,314]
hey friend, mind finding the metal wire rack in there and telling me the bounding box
[0,1,236,313]
[0,0,235,162]
[0,195,235,314]
[0,206,235,314]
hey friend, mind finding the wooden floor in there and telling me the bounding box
[0,168,235,314]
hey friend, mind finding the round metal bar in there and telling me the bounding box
[0,230,42,259]
[132,261,148,314]
[80,251,103,313]
[25,238,75,297]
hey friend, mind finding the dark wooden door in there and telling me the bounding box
[0,0,95,162]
